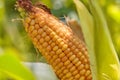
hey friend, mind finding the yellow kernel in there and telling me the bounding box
[59,32,64,37]
[48,40,52,44]
[84,58,88,63]
[45,54,51,60]
[48,21,54,27]
[36,35,40,40]
[82,47,87,51]
[57,62,63,68]
[29,13,34,18]
[74,49,79,53]
[67,63,73,69]
[46,46,51,51]
[62,44,68,51]
[85,64,89,69]
[61,66,66,71]
[39,20,45,27]
[52,25,57,30]
[32,30,37,37]
[39,38,44,43]
[85,70,91,77]
[56,29,60,34]
[63,69,68,74]
[79,76,85,80]
[45,36,50,41]
[52,61,57,67]
[51,51,55,54]
[29,26,34,32]
[51,43,55,47]
[56,49,62,55]
[30,20,35,25]
[75,61,81,67]
[41,32,46,37]
[75,41,79,46]
[49,58,53,63]
[70,66,76,72]
[72,38,76,43]
[38,28,44,34]
[53,35,58,41]
[87,74,92,80]
[43,25,48,31]
[42,42,48,47]
[75,74,80,79]
[77,52,82,58]
[38,45,42,50]
[69,42,72,47]
[56,39,62,44]
[69,77,74,80]
[69,55,76,61]
[46,28,51,34]
[54,66,59,70]
[33,38,38,45]
[71,45,76,50]
[72,70,78,76]
[72,58,79,64]
[25,17,31,23]
[35,18,39,24]
[61,56,67,62]
[66,72,72,78]
[67,52,73,57]
[80,69,86,75]
[78,44,82,49]
[81,55,85,60]
[50,32,55,37]
[35,24,39,29]
[64,48,70,54]
[52,55,58,61]
[55,58,61,63]
[78,64,84,70]
[59,73,64,78]
[24,23,29,31]
[64,60,70,66]
[84,51,88,57]
[59,53,65,58]
[56,69,61,75]
[53,46,58,51]
[59,42,64,48]
[61,76,66,80]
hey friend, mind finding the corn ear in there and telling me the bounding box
[16,0,92,80]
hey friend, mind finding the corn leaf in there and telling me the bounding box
[73,0,120,80]
[0,50,35,80]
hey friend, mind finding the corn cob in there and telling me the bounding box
[17,0,92,80]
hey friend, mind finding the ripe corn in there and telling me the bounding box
[17,0,92,80]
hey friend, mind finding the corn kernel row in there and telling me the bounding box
[23,5,92,80]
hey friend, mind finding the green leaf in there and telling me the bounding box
[73,0,120,80]
[89,0,120,80]
[0,50,35,80]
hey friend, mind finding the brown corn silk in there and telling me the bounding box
[18,0,92,80]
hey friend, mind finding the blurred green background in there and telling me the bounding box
[0,0,120,79]
[0,0,120,61]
